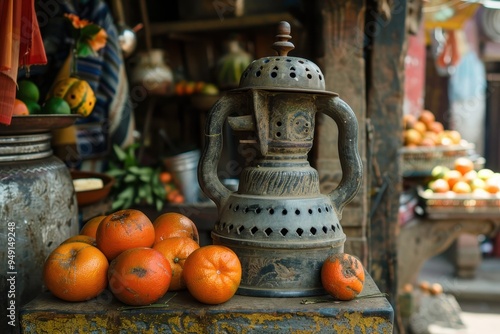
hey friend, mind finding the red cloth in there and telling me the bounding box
[0,0,47,125]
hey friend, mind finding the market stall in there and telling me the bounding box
[0,1,402,332]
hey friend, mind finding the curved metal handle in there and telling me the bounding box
[317,96,363,217]
[198,94,243,210]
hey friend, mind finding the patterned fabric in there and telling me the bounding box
[0,0,47,125]
[22,0,135,168]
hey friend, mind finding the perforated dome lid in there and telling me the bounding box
[237,21,336,95]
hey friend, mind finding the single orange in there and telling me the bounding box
[462,170,478,184]
[108,247,172,306]
[412,121,427,135]
[153,212,199,245]
[454,157,474,176]
[429,178,449,193]
[43,242,108,302]
[446,130,462,145]
[444,170,463,189]
[61,234,97,247]
[321,253,365,301]
[428,121,444,134]
[418,110,435,127]
[153,237,200,291]
[485,177,500,194]
[159,171,172,183]
[12,99,29,116]
[80,215,107,239]
[182,245,241,305]
[96,209,155,261]
[403,129,422,146]
[452,180,472,193]
[403,114,417,130]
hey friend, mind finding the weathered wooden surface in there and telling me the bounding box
[21,274,393,334]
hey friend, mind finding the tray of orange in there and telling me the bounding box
[401,110,479,176]
[416,157,500,218]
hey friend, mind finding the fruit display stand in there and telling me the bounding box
[397,191,500,294]
[20,273,393,333]
[400,142,483,178]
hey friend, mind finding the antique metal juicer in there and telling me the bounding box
[198,21,363,297]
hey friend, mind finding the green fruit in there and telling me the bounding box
[477,168,494,181]
[17,80,40,103]
[200,83,219,96]
[41,97,71,115]
[431,165,449,180]
[24,100,41,114]
[470,178,486,191]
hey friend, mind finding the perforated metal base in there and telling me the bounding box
[213,194,346,297]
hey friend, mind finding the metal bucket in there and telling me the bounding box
[163,149,202,203]
[0,132,79,330]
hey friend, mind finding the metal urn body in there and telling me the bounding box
[198,22,363,297]
[0,131,79,325]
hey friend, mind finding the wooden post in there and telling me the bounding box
[311,0,369,266]
[366,0,408,332]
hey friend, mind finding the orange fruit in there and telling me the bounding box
[444,170,463,189]
[446,130,462,145]
[429,178,449,193]
[452,180,472,194]
[403,129,422,146]
[403,114,417,130]
[485,177,500,194]
[96,209,155,261]
[175,80,187,96]
[12,99,29,116]
[454,157,474,176]
[153,237,200,291]
[412,121,427,135]
[462,170,478,184]
[428,121,444,134]
[321,253,365,301]
[182,245,241,305]
[153,212,199,245]
[418,110,435,127]
[108,247,172,306]
[61,234,97,247]
[43,242,108,302]
[80,215,106,239]
[159,171,172,183]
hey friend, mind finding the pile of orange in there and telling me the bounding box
[43,209,242,306]
[403,110,462,147]
[44,208,366,306]
[427,157,500,195]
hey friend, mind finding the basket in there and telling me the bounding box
[400,142,476,177]
[417,187,500,218]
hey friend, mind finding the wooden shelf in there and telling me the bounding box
[149,12,302,35]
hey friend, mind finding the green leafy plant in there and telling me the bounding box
[106,144,165,211]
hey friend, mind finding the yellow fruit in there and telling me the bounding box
[48,77,96,117]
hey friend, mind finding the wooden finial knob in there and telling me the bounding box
[272,21,294,56]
